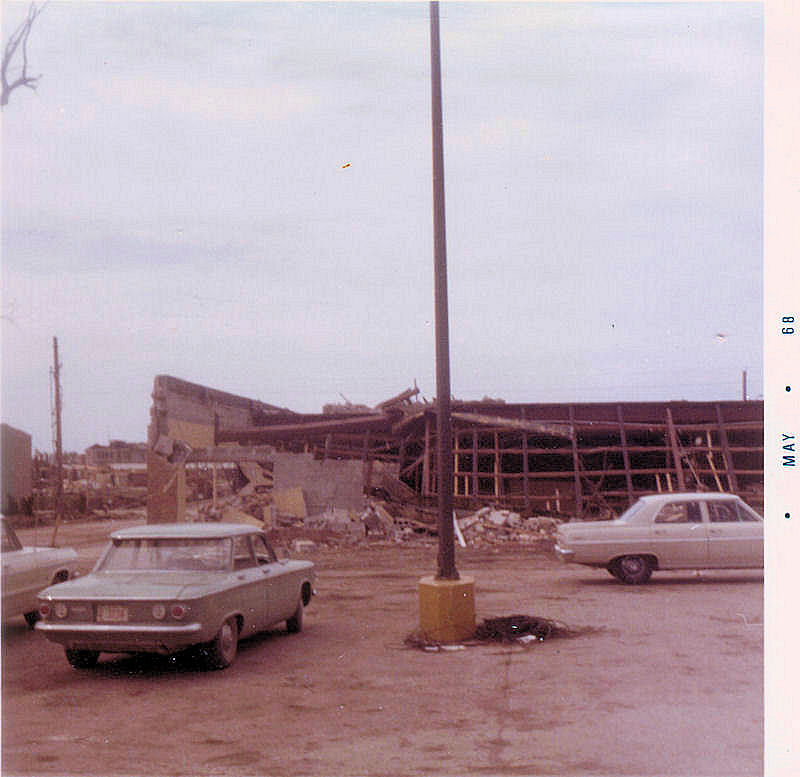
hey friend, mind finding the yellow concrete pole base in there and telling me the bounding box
[418,575,476,643]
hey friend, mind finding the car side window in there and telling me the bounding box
[252,534,277,565]
[735,502,761,522]
[708,502,740,523]
[654,502,702,523]
[232,535,256,570]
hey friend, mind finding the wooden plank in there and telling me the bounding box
[216,413,391,443]
[184,445,276,463]
[449,411,573,438]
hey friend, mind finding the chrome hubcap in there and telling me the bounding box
[621,557,643,574]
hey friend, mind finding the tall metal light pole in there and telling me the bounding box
[51,336,64,546]
[429,1,457,580]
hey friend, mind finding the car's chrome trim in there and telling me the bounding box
[35,622,203,636]
[553,544,574,562]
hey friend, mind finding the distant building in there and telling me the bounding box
[85,440,147,467]
[2,423,33,514]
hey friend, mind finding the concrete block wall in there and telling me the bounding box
[273,453,365,515]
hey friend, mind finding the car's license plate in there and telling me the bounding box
[97,605,129,622]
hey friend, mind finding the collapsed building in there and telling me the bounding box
[147,375,763,526]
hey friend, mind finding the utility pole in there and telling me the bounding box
[430,0,457,580]
[50,336,64,546]
[742,369,747,401]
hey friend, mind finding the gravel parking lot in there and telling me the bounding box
[2,519,762,776]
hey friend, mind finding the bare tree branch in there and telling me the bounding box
[1,2,47,107]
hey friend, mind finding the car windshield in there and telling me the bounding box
[97,537,232,572]
[615,500,649,523]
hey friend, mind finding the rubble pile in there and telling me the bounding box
[179,458,565,550]
[455,507,561,547]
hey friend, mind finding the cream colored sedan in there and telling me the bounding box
[554,493,763,584]
[1,516,78,628]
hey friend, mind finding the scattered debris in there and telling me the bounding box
[404,615,592,652]
[473,614,580,643]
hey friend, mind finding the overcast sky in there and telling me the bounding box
[2,1,764,452]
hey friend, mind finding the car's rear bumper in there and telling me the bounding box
[553,544,575,563]
[35,621,204,654]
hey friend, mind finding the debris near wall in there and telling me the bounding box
[455,507,561,548]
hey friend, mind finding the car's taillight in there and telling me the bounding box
[152,604,166,620]
[39,603,51,617]
[170,604,186,620]
[54,602,69,619]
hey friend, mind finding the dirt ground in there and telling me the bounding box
[2,518,763,777]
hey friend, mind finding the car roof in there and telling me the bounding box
[109,522,262,540]
[638,492,745,504]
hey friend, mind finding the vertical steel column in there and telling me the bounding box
[569,406,582,518]
[472,430,479,503]
[666,407,687,491]
[430,1,457,579]
[362,431,373,495]
[423,413,432,497]
[617,404,634,506]
[493,431,500,498]
[521,409,531,512]
[715,403,739,492]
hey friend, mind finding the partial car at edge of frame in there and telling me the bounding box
[553,492,763,584]
[35,522,315,670]
[1,515,79,628]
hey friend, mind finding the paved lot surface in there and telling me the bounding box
[2,519,763,776]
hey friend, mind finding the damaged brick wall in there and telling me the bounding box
[146,448,186,523]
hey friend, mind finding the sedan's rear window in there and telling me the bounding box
[708,501,762,523]
[98,538,232,572]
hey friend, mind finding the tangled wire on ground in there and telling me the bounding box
[404,614,592,651]
[474,614,574,642]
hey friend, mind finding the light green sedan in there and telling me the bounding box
[36,523,315,670]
